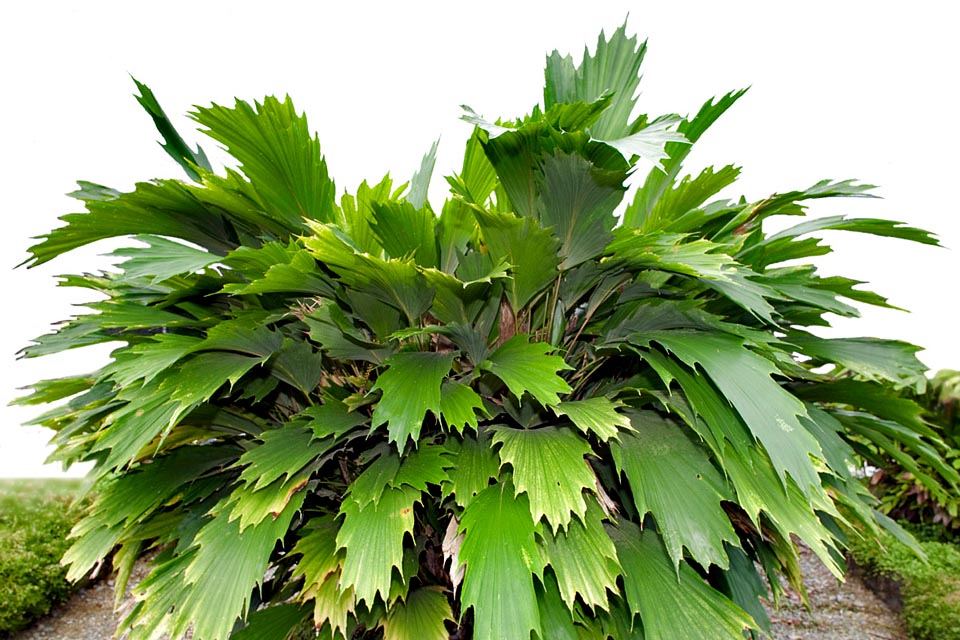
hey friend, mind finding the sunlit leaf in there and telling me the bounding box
[552,397,630,441]
[103,334,201,388]
[26,179,235,268]
[337,486,419,605]
[407,139,439,211]
[383,587,453,640]
[19,23,946,640]
[236,425,326,491]
[539,502,621,611]
[111,234,219,283]
[439,381,486,432]
[303,222,435,324]
[625,89,747,230]
[192,95,336,228]
[290,517,354,635]
[492,425,594,531]
[177,494,306,640]
[597,116,688,170]
[543,21,646,140]
[479,335,572,408]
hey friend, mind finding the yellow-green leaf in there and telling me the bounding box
[383,587,453,640]
[480,335,572,408]
[492,425,594,531]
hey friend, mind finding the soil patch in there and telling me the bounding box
[11,544,907,639]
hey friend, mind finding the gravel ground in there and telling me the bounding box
[764,544,908,640]
[10,545,905,640]
[9,557,159,640]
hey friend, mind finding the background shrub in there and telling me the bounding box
[0,479,86,634]
[869,369,960,534]
[848,527,960,640]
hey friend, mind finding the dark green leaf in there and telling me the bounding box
[195,320,282,358]
[788,334,928,393]
[611,411,738,570]
[132,77,211,181]
[609,522,756,640]
[269,339,325,395]
[534,574,583,640]
[304,302,395,364]
[336,176,393,256]
[372,200,439,268]
[443,431,500,509]
[472,208,561,310]
[643,331,823,493]
[458,483,542,640]
[723,445,844,578]
[538,151,624,268]
[231,603,311,640]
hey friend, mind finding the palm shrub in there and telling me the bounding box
[16,24,956,640]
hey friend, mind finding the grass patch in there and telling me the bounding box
[848,526,960,640]
[0,478,89,635]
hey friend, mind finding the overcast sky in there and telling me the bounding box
[2,1,957,477]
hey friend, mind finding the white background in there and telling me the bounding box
[2,1,957,477]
